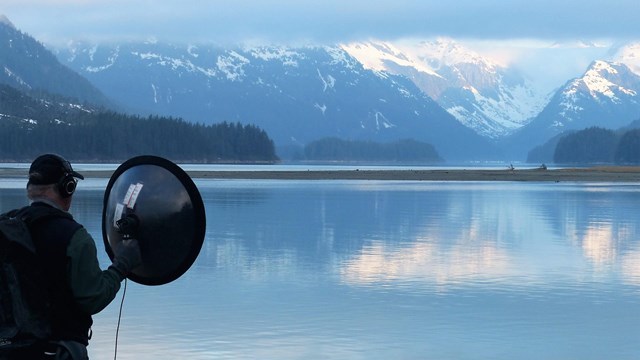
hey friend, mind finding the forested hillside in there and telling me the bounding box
[0,84,278,162]
[0,20,112,107]
[552,126,640,164]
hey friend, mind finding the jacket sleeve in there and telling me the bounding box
[66,227,124,315]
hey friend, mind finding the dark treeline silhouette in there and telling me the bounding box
[303,137,442,162]
[0,85,278,162]
[553,126,640,164]
[0,113,278,162]
[614,129,640,163]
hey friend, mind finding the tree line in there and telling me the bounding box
[302,137,442,162]
[553,126,640,164]
[0,84,278,162]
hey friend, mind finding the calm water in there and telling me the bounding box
[2,177,640,359]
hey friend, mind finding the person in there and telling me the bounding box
[10,154,142,360]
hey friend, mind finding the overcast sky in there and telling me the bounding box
[2,0,639,92]
[2,0,639,46]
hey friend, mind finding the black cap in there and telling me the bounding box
[28,154,84,185]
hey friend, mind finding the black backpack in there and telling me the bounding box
[0,206,66,353]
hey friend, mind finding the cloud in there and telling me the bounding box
[2,0,640,45]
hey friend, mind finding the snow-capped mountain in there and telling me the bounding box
[341,39,548,138]
[6,11,640,162]
[56,41,498,160]
[561,60,640,121]
[505,60,640,156]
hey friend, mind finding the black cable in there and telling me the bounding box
[114,278,127,360]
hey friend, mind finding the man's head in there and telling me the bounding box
[27,154,84,200]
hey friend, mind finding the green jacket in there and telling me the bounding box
[66,226,123,315]
[27,200,124,344]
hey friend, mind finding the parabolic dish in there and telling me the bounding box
[102,156,206,285]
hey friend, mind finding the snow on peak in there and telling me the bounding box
[590,60,619,74]
[414,38,497,70]
[342,38,548,138]
[247,46,304,67]
[217,51,249,81]
[564,60,637,104]
[341,41,439,76]
[324,46,359,69]
[84,46,120,73]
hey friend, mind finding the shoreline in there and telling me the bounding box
[2,166,640,182]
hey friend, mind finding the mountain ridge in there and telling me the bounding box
[342,39,549,139]
[0,21,113,108]
[3,15,640,162]
[504,60,640,157]
[55,41,500,160]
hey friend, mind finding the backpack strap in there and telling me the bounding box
[0,205,74,254]
[14,204,74,225]
[0,207,38,254]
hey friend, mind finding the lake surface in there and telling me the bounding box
[2,177,640,359]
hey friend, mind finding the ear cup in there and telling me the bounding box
[59,174,77,197]
[51,154,77,197]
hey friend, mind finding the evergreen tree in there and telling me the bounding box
[553,127,617,164]
[614,129,640,164]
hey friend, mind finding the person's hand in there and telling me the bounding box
[116,214,139,240]
[111,238,142,277]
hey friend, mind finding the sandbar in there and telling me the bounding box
[2,166,640,182]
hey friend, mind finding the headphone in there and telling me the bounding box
[53,154,78,198]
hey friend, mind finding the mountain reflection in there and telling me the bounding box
[622,249,640,285]
[579,224,619,266]
[339,240,513,288]
[532,184,640,279]
[196,181,640,290]
[25,180,637,291]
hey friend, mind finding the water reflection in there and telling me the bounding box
[2,179,640,359]
[193,180,640,359]
[340,240,513,289]
[202,183,639,291]
[622,250,640,284]
[529,183,640,287]
[198,180,640,291]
